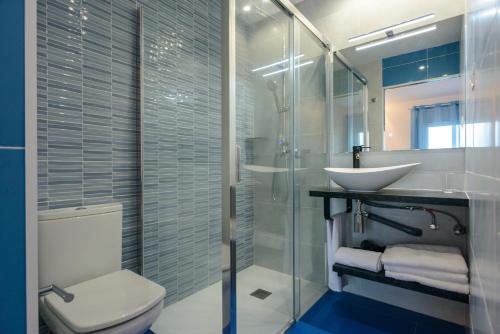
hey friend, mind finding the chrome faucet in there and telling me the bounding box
[39,284,74,303]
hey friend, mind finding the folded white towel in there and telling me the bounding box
[326,215,343,292]
[385,271,470,294]
[384,265,468,284]
[334,247,382,272]
[390,243,462,255]
[381,244,468,274]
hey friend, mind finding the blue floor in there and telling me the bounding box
[287,291,467,334]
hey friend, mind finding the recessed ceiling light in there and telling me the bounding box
[355,25,437,51]
[243,5,251,11]
[419,65,426,70]
[349,13,435,43]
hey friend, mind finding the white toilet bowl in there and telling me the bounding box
[38,204,166,334]
[39,270,165,334]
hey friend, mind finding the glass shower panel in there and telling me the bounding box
[351,76,366,147]
[234,2,294,333]
[332,57,351,153]
[332,55,366,153]
[293,20,329,318]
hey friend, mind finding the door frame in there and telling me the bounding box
[25,0,39,332]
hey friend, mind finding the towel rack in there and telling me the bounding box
[332,263,469,304]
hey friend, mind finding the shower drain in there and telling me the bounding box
[250,289,272,300]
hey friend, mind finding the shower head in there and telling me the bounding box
[266,80,278,92]
[266,80,282,113]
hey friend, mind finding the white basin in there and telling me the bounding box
[324,163,420,192]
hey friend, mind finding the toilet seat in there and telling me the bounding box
[40,270,166,334]
[40,298,163,334]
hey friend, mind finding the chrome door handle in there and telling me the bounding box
[236,145,241,183]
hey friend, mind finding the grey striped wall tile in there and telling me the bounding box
[111,0,140,272]
[37,0,48,210]
[37,0,255,309]
[82,0,113,205]
[46,0,83,209]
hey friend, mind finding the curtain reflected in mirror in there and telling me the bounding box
[384,76,464,151]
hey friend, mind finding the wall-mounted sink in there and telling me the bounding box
[324,163,420,192]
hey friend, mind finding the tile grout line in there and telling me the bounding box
[0,146,25,150]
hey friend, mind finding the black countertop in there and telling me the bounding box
[309,187,469,207]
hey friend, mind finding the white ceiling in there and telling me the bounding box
[385,76,462,103]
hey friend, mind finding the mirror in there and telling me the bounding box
[334,14,465,152]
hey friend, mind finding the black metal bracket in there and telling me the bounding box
[332,263,469,304]
[367,212,422,236]
[323,197,352,220]
[322,196,422,236]
[323,197,331,220]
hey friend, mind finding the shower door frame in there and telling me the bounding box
[221,1,332,333]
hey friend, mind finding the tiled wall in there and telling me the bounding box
[465,0,500,332]
[37,0,142,272]
[140,1,254,304]
[0,1,27,332]
[37,0,254,307]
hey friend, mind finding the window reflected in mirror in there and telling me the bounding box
[384,76,464,151]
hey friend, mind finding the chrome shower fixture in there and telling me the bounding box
[266,79,289,113]
[354,200,367,233]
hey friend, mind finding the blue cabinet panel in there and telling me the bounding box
[428,53,460,78]
[382,42,461,87]
[428,41,460,58]
[383,60,427,87]
[0,1,25,147]
[383,49,427,68]
[0,150,26,334]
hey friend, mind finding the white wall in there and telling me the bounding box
[465,0,500,333]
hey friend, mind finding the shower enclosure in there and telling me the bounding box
[137,0,331,333]
[221,0,331,333]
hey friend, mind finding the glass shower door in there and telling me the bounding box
[293,18,330,318]
[233,2,294,333]
[223,2,332,333]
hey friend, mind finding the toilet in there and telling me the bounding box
[38,203,166,334]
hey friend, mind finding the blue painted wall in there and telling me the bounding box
[0,0,26,333]
[382,41,460,87]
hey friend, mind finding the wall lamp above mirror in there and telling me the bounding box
[355,25,437,51]
[348,13,435,43]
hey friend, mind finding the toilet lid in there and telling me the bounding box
[44,269,166,333]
